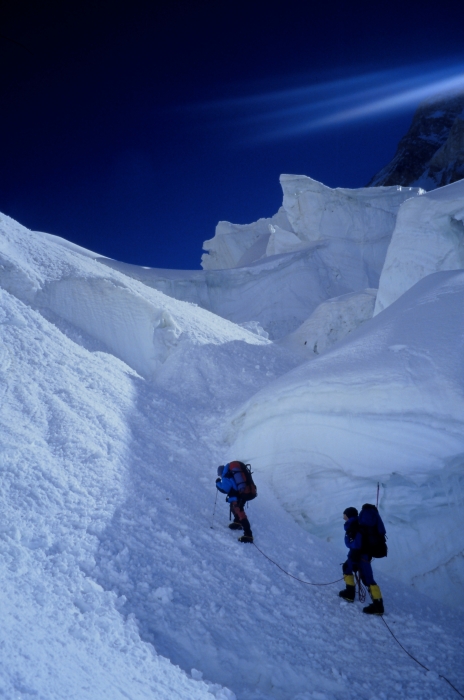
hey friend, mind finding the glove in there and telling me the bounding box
[216,478,221,483]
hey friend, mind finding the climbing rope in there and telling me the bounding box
[354,571,367,603]
[252,542,343,586]
[379,615,464,699]
[214,481,462,697]
[252,542,463,697]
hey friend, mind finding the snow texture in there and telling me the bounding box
[1,177,464,700]
[0,286,237,700]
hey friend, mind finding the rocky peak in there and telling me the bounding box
[368,93,464,189]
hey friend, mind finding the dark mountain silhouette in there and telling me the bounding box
[368,94,464,189]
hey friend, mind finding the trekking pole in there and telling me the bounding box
[376,482,380,508]
[210,489,218,529]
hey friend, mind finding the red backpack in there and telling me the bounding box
[228,461,258,501]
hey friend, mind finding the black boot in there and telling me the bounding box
[339,585,355,602]
[363,599,384,615]
[238,519,253,542]
[363,585,384,614]
[339,574,356,602]
[229,522,243,530]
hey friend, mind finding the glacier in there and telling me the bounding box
[201,175,423,273]
[1,170,464,700]
[375,178,464,314]
[96,175,422,341]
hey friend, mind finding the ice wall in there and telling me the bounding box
[102,177,421,341]
[201,175,422,273]
[227,270,464,607]
[186,176,422,338]
[201,207,292,269]
[103,243,383,341]
[280,175,419,244]
[375,178,464,314]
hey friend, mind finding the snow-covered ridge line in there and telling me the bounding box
[0,213,268,379]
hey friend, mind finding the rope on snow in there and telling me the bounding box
[252,543,463,697]
[252,542,343,586]
[221,486,462,698]
[379,615,464,699]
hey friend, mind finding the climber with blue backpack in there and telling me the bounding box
[338,503,387,614]
[216,461,257,543]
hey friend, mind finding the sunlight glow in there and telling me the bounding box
[192,62,464,143]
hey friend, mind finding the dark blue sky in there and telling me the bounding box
[1,0,463,269]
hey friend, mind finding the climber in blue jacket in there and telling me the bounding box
[216,462,255,543]
[339,506,385,615]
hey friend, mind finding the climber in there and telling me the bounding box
[215,461,257,543]
[339,505,385,615]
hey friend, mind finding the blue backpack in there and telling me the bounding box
[358,503,388,558]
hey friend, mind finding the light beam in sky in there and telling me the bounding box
[191,61,464,143]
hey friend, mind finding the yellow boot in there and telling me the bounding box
[363,585,384,614]
[339,574,355,602]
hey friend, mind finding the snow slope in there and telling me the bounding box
[2,282,464,700]
[229,270,464,609]
[0,286,235,700]
[1,200,464,700]
[0,213,268,379]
